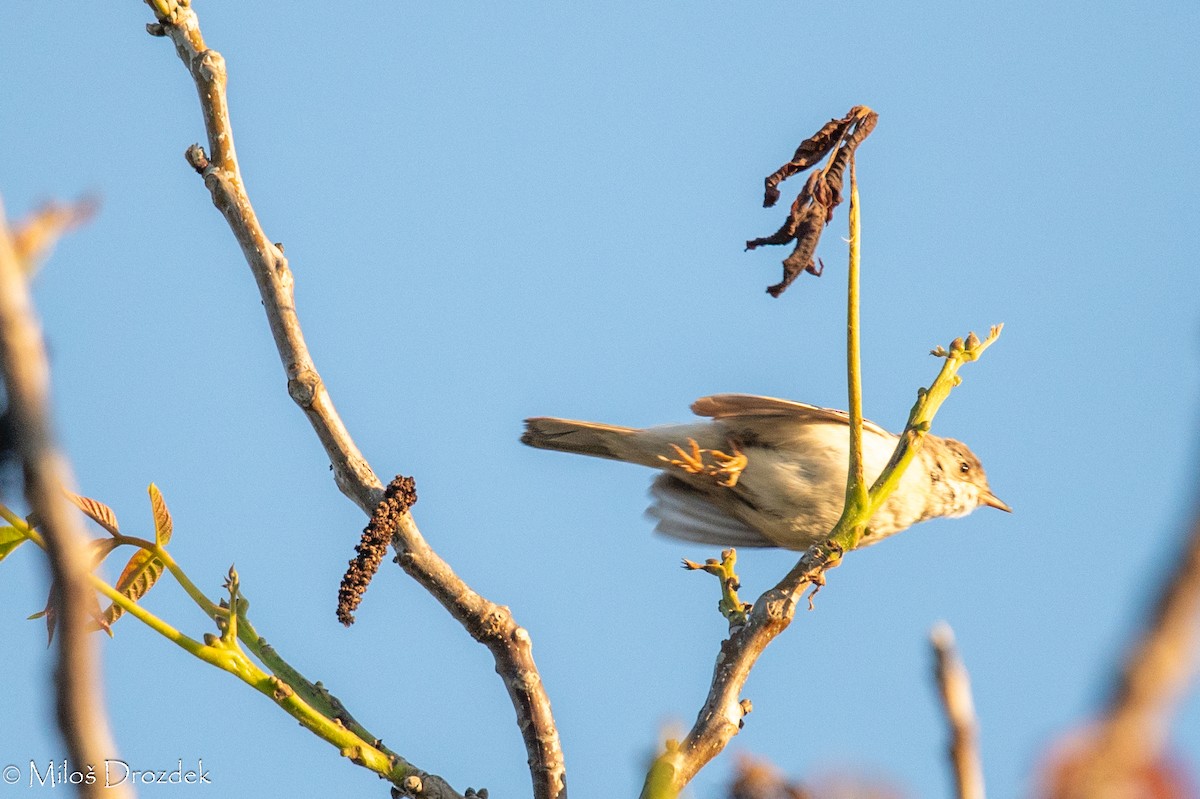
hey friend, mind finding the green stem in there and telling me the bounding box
[1,505,43,546]
[822,165,1001,555]
[113,535,225,620]
[92,575,210,658]
[3,502,415,786]
[110,533,397,759]
[866,328,1001,516]
[90,558,410,783]
[843,158,868,532]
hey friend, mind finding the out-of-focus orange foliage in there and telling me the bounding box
[10,196,98,275]
[730,755,811,799]
[729,754,906,799]
[1035,728,1198,799]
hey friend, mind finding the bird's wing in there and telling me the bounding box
[647,475,777,548]
[690,394,893,439]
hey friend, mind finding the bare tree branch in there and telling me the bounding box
[930,622,986,799]
[642,550,835,797]
[0,199,130,798]
[141,4,565,797]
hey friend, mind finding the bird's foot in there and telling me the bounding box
[658,439,747,487]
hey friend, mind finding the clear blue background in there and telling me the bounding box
[2,3,1199,797]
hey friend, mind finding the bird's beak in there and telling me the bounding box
[980,491,1013,513]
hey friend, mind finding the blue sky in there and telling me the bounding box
[2,2,1199,797]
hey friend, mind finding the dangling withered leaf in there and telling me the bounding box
[762,114,855,208]
[748,174,829,296]
[102,548,166,627]
[64,490,120,537]
[748,105,878,297]
[0,525,27,562]
[819,109,878,211]
[147,483,172,547]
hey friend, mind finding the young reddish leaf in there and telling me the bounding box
[147,483,172,547]
[30,582,58,645]
[0,525,27,562]
[102,548,165,626]
[64,490,120,536]
[80,581,110,637]
[42,605,57,645]
[30,576,112,643]
[89,600,114,638]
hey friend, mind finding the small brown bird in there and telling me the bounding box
[522,394,1009,550]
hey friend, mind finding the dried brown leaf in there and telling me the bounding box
[761,115,853,208]
[748,106,878,297]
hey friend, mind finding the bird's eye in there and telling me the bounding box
[959,462,971,474]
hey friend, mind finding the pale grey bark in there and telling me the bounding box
[143,4,565,797]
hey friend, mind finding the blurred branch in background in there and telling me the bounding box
[8,197,98,278]
[1039,495,1200,798]
[930,623,986,799]
[0,197,130,799]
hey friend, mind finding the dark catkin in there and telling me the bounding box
[336,475,417,626]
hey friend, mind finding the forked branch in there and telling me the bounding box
[643,123,1001,798]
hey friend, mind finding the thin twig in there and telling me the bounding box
[0,200,130,798]
[142,4,565,798]
[930,623,986,799]
[641,549,839,798]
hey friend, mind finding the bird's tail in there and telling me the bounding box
[521,417,644,463]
